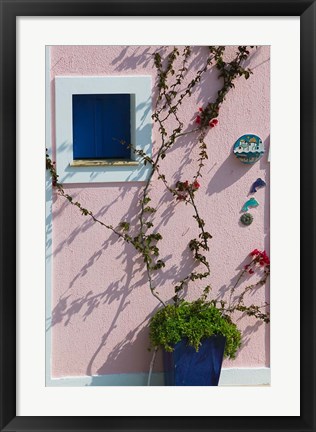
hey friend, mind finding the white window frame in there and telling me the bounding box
[54,76,152,183]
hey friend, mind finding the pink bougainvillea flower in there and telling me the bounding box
[209,118,219,128]
[262,251,270,265]
[192,180,200,190]
[249,249,270,266]
[176,194,187,201]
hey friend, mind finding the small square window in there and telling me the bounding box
[55,76,152,183]
[72,94,131,160]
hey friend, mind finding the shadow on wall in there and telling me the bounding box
[50,180,165,375]
[49,180,143,327]
[111,45,158,71]
[50,229,144,329]
[111,46,221,148]
[237,320,264,353]
[50,231,163,375]
[92,322,162,377]
[52,176,143,259]
[50,45,270,377]
[206,156,253,196]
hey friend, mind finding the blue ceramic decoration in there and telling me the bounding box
[233,134,264,164]
[163,336,226,386]
[240,213,253,225]
[242,197,259,212]
[250,178,266,193]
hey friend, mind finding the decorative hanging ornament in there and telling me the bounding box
[240,213,253,226]
[233,134,264,164]
[250,178,266,194]
[242,197,259,212]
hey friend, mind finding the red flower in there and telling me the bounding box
[249,249,270,266]
[183,180,189,189]
[209,118,219,128]
[176,193,186,201]
[199,107,203,112]
[249,269,254,274]
[259,251,270,265]
[244,264,250,270]
[196,116,201,124]
[261,251,270,265]
[192,180,200,190]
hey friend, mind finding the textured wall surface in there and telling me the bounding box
[50,45,270,378]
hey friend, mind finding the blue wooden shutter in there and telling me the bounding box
[72,94,131,159]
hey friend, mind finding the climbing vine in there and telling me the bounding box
[46,45,269,337]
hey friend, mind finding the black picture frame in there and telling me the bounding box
[0,1,315,431]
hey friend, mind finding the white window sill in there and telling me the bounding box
[70,159,139,167]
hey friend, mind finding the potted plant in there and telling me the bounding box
[149,301,238,386]
[46,45,270,386]
[148,248,270,386]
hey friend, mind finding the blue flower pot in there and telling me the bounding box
[163,336,226,386]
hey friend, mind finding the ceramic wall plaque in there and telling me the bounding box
[233,134,264,164]
[242,197,259,212]
[240,213,253,226]
[250,178,266,193]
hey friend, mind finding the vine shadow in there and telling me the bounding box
[49,45,271,377]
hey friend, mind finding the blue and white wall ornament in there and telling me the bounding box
[233,134,264,164]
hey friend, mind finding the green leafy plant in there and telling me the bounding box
[149,300,242,358]
[148,247,269,358]
[46,46,269,375]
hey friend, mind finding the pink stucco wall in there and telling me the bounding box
[50,45,270,378]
